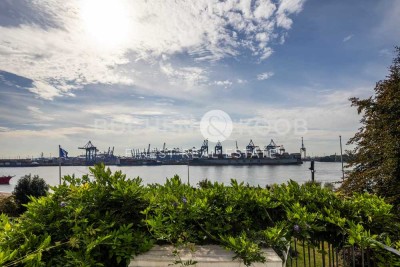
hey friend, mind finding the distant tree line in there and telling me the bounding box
[313,152,353,162]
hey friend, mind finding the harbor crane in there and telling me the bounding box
[199,139,208,157]
[246,140,255,153]
[215,141,223,156]
[265,139,281,158]
[300,137,307,159]
[102,147,115,160]
[266,139,277,150]
[79,141,98,165]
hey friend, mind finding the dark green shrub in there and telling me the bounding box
[0,195,19,217]
[197,178,212,189]
[12,174,49,213]
[324,182,335,191]
[303,180,321,187]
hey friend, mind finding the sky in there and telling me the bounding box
[0,0,399,158]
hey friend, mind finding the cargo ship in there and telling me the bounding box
[189,155,301,166]
[189,139,302,166]
[0,138,305,167]
[118,158,162,166]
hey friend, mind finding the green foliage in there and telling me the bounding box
[144,178,399,265]
[341,47,400,207]
[12,174,49,213]
[323,182,335,191]
[0,165,399,266]
[0,164,152,266]
[0,195,19,217]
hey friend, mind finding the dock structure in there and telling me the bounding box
[300,137,307,159]
[214,141,223,157]
[199,139,209,157]
[0,138,305,167]
[79,141,98,165]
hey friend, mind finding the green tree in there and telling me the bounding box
[340,47,400,207]
[12,174,49,213]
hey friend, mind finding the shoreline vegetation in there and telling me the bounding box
[0,164,399,266]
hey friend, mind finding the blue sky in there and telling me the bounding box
[0,0,399,158]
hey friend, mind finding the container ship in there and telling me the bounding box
[189,139,302,166]
[0,139,305,167]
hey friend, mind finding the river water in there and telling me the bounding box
[0,162,345,193]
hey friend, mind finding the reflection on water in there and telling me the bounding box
[0,162,345,193]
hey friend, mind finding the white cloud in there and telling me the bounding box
[276,0,306,29]
[257,71,274,80]
[28,81,61,100]
[111,114,144,125]
[213,80,233,88]
[0,0,305,99]
[27,106,54,121]
[159,62,208,88]
[342,34,353,42]
[0,24,133,100]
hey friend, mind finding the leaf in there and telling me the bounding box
[39,235,51,250]
[4,223,11,231]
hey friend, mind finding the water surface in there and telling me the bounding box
[0,162,345,193]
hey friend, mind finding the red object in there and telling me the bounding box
[0,175,13,185]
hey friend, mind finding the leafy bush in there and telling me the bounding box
[0,195,19,217]
[0,164,399,266]
[1,165,152,266]
[12,174,49,213]
[323,182,335,191]
[144,178,399,265]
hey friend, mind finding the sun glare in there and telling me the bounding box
[80,0,132,49]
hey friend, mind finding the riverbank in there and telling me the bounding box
[0,192,11,198]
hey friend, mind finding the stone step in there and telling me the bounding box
[129,245,282,267]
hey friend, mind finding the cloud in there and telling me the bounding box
[27,106,54,121]
[213,80,233,88]
[159,62,208,87]
[0,0,306,99]
[257,71,274,80]
[28,81,61,100]
[276,0,306,29]
[342,34,353,42]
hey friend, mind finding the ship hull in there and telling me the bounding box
[118,158,162,166]
[189,157,302,166]
[0,176,12,184]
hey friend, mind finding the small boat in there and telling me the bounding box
[0,175,13,185]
